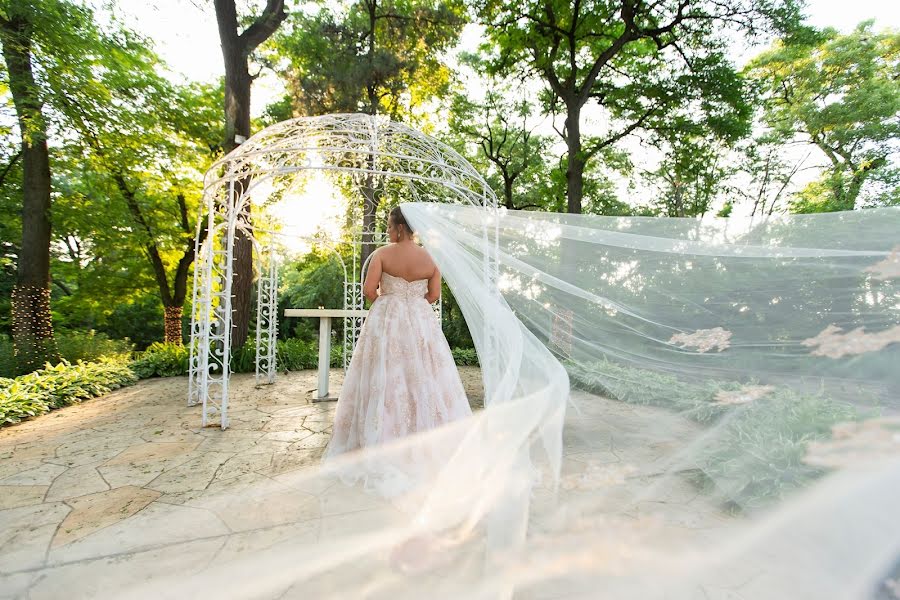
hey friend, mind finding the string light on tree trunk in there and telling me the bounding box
[164,305,184,345]
[11,283,59,374]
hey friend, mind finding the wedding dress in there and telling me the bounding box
[324,272,472,459]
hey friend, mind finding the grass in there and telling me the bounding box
[567,358,864,511]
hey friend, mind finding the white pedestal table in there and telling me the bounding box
[284,308,369,401]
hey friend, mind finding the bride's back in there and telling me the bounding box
[377,242,435,282]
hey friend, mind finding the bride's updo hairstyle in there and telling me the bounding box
[389,206,414,237]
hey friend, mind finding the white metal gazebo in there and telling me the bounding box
[187,113,499,428]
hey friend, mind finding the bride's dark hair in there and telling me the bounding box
[389,206,414,235]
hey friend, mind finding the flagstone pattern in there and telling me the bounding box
[0,367,771,599]
[0,368,484,598]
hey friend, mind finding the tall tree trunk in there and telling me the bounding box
[214,0,286,350]
[671,180,685,217]
[220,13,254,350]
[359,0,380,277]
[564,104,584,214]
[503,176,514,210]
[843,156,885,212]
[162,247,195,345]
[360,169,378,278]
[1,11,60,374]
[163,239,197,345]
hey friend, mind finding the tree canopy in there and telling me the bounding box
[0,0,896,365]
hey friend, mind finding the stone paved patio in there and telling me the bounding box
[0,368,485,598]
[0,368,759,599]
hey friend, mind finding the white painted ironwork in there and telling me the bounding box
[189,113,499,428]
[255,243,279,385]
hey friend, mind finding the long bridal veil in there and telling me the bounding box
[6,204,899,599]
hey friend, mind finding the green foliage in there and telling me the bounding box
[0,382,49,425]
[0,143,18,338]
[0,336,13,379]
[697,388,859,511]
[0,0,221,346]
[55,330,133,363]
[231,338,345,373]
[475,0,785,212]
[131,338,345,380]
[0,358,137,426]
[270,0,467,123]
[275,338,322,372]
[716,200,734,218]
[0,331,134,378]
[641,136,734,217]
[276,339,343,371]
[279,249,347,341]
[440,281,474,349]
[130,342,189,379]
[567,359,862,510]
[726,140,803,216]
[567,359,728,424]
[96,294,166,350]
[447,83,556,211]
[451,347,479,366]
[746,22,900,211]
[131,336,478,382]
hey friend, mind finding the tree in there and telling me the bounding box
[271,0,466,272]
[641,137,730,217]
[214,0,288,349]
[478,0,799,214]
[0,135,20,336]
[101,83,220,344]
[728,138,809,216]
[449,80,552,210]
[746,22,900,212]
[30,4,223,346]
[0,0,63,373]
[63,76,221,343]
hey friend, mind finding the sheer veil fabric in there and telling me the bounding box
[5,204,899,600]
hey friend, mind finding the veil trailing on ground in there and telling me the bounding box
[5,204,899,600]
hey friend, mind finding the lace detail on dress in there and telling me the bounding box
[379,272,429,299]
[323,270,471,496]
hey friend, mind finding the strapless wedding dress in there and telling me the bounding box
[324,273,472,462]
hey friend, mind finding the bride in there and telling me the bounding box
[324,206,473,458]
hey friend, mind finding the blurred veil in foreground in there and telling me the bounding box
[5,204,899,600]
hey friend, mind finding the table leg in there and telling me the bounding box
[316,316,332,401]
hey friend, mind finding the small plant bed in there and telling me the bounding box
[0,359,138,426]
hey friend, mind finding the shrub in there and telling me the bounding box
[130,338,341,378]
[56,330,134,364]
[131,342,190,378]
[0,358,138,426]
[130,337,481,380]
[0,336,13,378]
[696,388,859,511]
[274,338,318,371]
[98,295,166,349]
[0,331,135,378]
[452,347,479,366]
[567,359,727,424]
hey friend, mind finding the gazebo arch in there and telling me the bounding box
[188,113,499,428]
